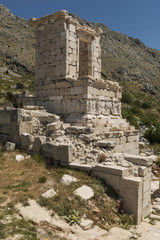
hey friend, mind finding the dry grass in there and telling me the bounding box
[0,146,135,239]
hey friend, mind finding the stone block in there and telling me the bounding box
[120,176,143,223]
[73,185,94,200]
[32,136,46,153]
[0,110,11,124]
[138,166,149,177]
[96,140,117,148]
[92,165,128,177]
[5,142,15,151]
[92,171,120,193]
[47,122,61,132]
[21,133,34,149]
[0,124,11,134]
[42,143,72,164]
[69,163,92,173]
[124,154,152,166]
[54,144,73,164]
[42,142,55,158]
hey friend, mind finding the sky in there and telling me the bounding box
[0,0,160,51]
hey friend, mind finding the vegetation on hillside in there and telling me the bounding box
[120,80,160,150]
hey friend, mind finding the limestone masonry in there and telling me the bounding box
[0,10,157,223]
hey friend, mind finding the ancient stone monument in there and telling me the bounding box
[0,10,155,223]
[28,10,139,155]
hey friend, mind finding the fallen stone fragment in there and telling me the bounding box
[32,136,46,153]
[42,189,57,198]
[80,219,93,230]
[5,142,15,151]
[61,174,78,185]
[15,154,25,162]
[47,122,61,132]
[73,185,94,200]
[20,133,34,149]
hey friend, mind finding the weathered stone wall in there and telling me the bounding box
[34,78,122,124]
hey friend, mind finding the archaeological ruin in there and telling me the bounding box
[0,10,157,223]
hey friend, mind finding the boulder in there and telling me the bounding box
[61,174,78,185]
[73,185,94,200]
[42,143,73,164]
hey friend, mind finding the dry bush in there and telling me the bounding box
[98,153,107,163]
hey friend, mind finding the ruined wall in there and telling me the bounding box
[0,108,153,223]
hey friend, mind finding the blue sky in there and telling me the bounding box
[0,0,160,51]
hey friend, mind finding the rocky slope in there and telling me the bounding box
[0,4,35,75]
[0,4,160,96]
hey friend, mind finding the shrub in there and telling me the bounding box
[38,176,47,183]
[121,107,139,129]
[122,92,133,104]
[142,101,152,109]
[144,124,160,144]
[65,209,81,225]
[32,154,45,163]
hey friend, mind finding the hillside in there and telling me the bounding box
[0,4,35,75]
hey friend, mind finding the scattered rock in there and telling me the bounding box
[73,185,94,200]
[80,219,93,230]
[15,154,24,162]
[5,142,15,151]
[61,174,78,185]
[42,189,57,198]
